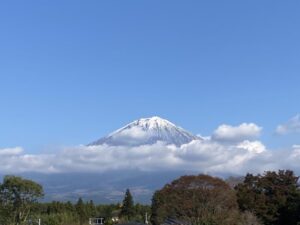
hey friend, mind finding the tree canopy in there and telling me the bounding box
[151,174,242,225]
[1,171,299,225]
[235,170,300,225]
[0,175,44,225]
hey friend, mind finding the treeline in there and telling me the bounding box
[32,200,117,225]
[0,176,150,225]
[151,170,300,225]
[31,199,149,225]
[1,170,300,225]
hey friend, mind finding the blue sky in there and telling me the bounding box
[1,0,300,153]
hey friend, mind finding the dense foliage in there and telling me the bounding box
[0,176,150,225]
[151,175,242,225]
[1,171,300,225]
[150,171,300,225]
[0,175,44,225]
[33,201,119,225]
[235,170,300,225]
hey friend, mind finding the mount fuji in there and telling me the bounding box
[89,116,201,147]
[9,117,204,203]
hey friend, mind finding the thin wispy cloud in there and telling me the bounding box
[276,114,300,135]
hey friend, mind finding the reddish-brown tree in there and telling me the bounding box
[151,174,241,225]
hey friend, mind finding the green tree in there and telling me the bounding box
[151,174,241,225]
[76,198,87,225]
[235,170,300,225]
[133,203,151,222]
[0,175,44,225]
[121,189,134,220]
[87,200,97,217]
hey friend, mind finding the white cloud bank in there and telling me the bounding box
[1,121,299,176]
[276,114,300,135]
[212,123,262,142]
[0,140,298,176]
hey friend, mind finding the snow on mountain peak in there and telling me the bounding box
[89,116,201,147]
[132,116,177,130]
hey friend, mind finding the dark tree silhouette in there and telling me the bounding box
[76,197,87,225]
[121,189,134,220]
[235,170,300,225]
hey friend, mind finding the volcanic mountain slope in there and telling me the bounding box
[89,116,201,147]
[9,117,203,203]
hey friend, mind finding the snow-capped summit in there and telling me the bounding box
[89,116,201,147]
[129,116,181,131]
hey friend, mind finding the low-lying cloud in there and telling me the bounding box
[1,119,300,176]
[0,138,299,176]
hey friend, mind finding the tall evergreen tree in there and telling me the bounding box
[87,200,96,217]
[121,189,134,220]
[76,197,87,225]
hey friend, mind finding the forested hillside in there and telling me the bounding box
[1,170,300,225]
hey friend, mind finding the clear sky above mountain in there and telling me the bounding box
[1,1,300,152]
